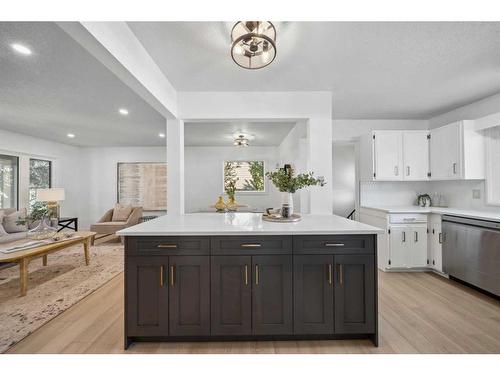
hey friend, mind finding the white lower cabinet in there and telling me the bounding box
[428,220,443,272]
[389,224,427,268]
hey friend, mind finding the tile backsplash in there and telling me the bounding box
[360,180,500,212]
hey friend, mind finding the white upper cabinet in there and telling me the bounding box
[403,131,431,180]
[359,130,429,181]
[374,131,403,180]
[429,121,485,180]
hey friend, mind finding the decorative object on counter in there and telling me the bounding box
[214,196,227,212]
[438,193,448,207]
[36,188,65,219]
[417,193,432,207]
[262,211,302,222]
[265,164,326,218]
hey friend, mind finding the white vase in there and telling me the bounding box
[281,192,294,217]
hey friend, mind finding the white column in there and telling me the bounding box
[166,119,185,215]
[306,118,333,214]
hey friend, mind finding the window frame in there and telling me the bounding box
[0,154,19,210]
[222,160,267,194]
[29,158,52,209]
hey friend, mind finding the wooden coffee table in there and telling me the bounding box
[0,231,96,296]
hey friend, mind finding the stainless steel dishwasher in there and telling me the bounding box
[442,215,500,297]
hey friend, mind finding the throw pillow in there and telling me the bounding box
[112,204,133,222]
[0,212,7,236]
[2,208,28,233]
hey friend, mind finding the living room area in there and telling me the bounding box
[0,22,313,353]
[0,21,172,352]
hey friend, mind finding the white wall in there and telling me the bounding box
[333,119,429,141]
[332,143,356,217]
[278,122,307,212]
[184,146,281,213]
[0,129,85,222]
[83,146,167,229]
[429,92,500,129]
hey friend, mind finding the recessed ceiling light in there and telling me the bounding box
[158,133,165,138]
[11,43,32,56]
[67,133,75,138]
[118,108,129,116]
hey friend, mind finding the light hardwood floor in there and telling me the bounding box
[7,271,500,354]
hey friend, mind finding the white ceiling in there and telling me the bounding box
[128,22,500,119]
[184,121,296,146]
[0,22,166,147]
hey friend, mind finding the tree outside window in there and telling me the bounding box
[29,159,51,210]
[223,161,265,192]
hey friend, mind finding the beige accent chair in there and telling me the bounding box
[90,206,143,245]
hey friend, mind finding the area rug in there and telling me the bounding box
[0,244,123,353]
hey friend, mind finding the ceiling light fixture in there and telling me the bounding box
[230,21,276,69]
[67,133,75,138]
[158,132,165,138]
[233,134,250,147]
[118,108,129,116]
[11,43,32,55]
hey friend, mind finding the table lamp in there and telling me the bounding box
[36,188,65,218]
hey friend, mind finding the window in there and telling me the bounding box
[223,161,265,193]
[0,154,19,209]
[29,158,52,209]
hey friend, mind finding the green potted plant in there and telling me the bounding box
[266,165,325,217]
[17,202,57,240]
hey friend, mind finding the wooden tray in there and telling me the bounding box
[262,214,302,223]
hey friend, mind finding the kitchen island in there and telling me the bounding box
[118,213,383,349]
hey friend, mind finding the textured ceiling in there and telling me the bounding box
[0,22,166,147]
[129,21,500,119]
[184,121,296,146]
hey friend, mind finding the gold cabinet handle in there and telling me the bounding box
[244,265,248,285]
[339,264,344,285]
[328,264,333,285]
[255,264,259,285]
[158,244,178,248]
[170,265,175,286]
[325,243,345,247]
[160,265,164,287]
[241,243,262,248]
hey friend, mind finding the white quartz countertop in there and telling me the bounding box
[361,205,500,222]
[117,213,384,236]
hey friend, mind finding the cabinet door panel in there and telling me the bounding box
[252,255,293,335]
[169,256,210,336]
[335,254,375,334]
[293,255,334,334]
[410,226,428,267]
[126,257,169,336]
[403,131,429,180]
[389,226,408,267]
[431,123,461,180]
[374,131,403,180]
[211,256,252,336]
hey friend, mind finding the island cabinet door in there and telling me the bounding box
[252,255,293,335]
[126,256,169,337]
[211,255,252,336]
[293,255,334,334]
[334,254,376,334]
[168,256,210,336]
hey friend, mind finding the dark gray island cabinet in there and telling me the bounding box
[124,233,378,348]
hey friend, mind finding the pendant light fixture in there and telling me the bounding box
[233,134,250,147]
[230,21,277,69]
